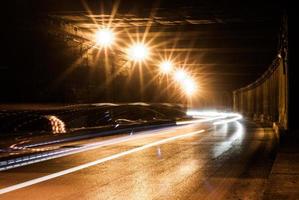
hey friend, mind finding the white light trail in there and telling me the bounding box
[0,129,204,195]
[184,110,243,125]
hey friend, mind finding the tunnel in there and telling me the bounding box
[1,1,298,199]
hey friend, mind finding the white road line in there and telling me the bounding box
[0,129,205,195]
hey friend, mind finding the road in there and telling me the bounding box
[0,120,277,200]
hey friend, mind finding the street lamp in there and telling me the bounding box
[181,78,197,97]
[94,28,115,47]
[159,60,174,74]
[173,69,187,82]
[158,60,174,102]
[94,28,116,100]
[181,77,197,109]
[172,69,198,107]
[126,43,150,62]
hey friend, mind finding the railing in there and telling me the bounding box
[233,15,288,130]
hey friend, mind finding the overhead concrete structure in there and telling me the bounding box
[1,0,283,109]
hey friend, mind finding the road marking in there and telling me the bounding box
[0,129,205,195]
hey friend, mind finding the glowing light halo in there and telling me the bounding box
[126,42,150,62]
[94,28,115,47]
[174,69,188,82]
[181,77,197,96]
[159,60,174,74]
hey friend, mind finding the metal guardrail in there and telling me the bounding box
[233,56,287,129]
[233,15,288,130]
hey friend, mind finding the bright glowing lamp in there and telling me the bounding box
[182,78,197,96]
[95,28,115,47]
[159,60,173,74]
[127,43,149,62]
[174,69,187,82]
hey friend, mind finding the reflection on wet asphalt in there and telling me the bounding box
[0,121,277,200]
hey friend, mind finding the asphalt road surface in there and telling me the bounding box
[0,120,277,200]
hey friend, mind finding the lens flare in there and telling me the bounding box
[182,78,197,96]
[159,60,174,74]
[95,28,115,47]
[174,69,187,82]
[127,43,150,62]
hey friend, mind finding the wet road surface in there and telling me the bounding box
[0,121,277,200]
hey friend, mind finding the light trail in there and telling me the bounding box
[0,129,204,195]
[179,110,243,125]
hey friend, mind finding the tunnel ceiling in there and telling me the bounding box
[13,0,283,92]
